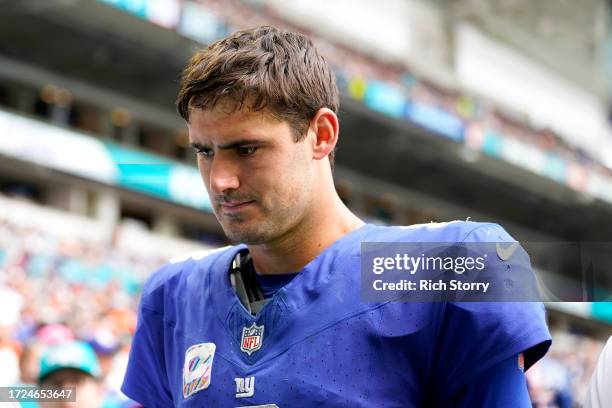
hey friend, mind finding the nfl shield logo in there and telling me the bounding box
[183,342,216,399]
[240,323,264,355]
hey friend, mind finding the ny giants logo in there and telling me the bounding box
[235,376,255,398]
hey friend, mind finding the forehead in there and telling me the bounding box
[43,368,93,383]
[187,106,288,143]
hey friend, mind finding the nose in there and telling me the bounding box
[209,155,240,194]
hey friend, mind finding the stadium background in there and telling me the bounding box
[0,0,611,406]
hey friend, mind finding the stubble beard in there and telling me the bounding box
[217,197,305,245]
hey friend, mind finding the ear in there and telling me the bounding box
[309,108,339,162]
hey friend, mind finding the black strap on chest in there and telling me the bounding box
[229,250,267,315]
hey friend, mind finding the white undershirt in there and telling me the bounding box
[587,336,612,408]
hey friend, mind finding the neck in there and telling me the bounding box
[248,194,364,275]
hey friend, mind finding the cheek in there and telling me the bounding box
[196,160,212,190]
[273,150,313,202]
[77,381,102,403]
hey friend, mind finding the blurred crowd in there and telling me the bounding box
[527,330,606,407]
[0,198,168,407]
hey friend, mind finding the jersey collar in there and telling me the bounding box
[210,223,376,363]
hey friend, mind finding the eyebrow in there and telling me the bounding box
[190,139,266,150]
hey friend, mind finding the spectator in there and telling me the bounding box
[37,341,104,408]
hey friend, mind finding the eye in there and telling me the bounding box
[236,146,258,156]
[194,146,214,158]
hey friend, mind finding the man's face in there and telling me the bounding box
[188,106,315,244]
[39,368,102,408]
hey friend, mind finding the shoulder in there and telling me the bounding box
[365,220,514,243]
[139,245,241,310]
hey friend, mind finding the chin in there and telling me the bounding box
[221,222,267,244]
[222,219,286,245]
[224,229,270,245]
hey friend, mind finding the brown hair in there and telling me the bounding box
[176,26,340,165]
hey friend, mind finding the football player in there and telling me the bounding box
[122,26,551,407]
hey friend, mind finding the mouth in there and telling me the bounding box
[219,200,255,212]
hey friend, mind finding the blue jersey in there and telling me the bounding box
[122,221,551,407]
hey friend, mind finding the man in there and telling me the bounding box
[586,336,612,407]
[122,26,551,407]
[37,341,104,408]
